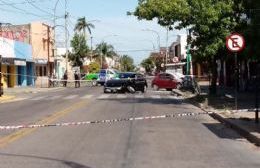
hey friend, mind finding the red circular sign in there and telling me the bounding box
[226,33,245,52]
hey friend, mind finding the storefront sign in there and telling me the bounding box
[14,60,26,66]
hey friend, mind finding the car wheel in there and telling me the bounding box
[166,88,172,91]
[127,86,136,93]
[92,80,97,86]
[141,86,147,93]
[153,84,159,91]
[176,83,181,89]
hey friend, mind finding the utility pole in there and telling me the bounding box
[0,55,2,97]
[165,27,169,65]
[0,23,3,96]
[65,1,69,73]
[91,36,93,61]
[47,26,50,76]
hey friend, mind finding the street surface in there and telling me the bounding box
[0,86,259,168]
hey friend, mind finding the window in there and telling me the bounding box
[44,66,47,76]
[165,73,173,80]
[39,66,43,77]
[159,74,166,79]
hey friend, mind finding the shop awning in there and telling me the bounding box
[34,59,47,64]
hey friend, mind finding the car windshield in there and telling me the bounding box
[99,70,106,74]
[118,73,135,79]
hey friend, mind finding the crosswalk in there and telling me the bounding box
[14,93,184,102]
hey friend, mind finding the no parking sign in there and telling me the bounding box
[226,33,245,52]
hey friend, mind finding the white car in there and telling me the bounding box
[97,69,119,85]
[168,72,185,83]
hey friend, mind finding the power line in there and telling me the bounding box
[25,0,53,16]
[0,0,37,5]
[0,0,48,18]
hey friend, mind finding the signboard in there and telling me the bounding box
[226,33,245,52]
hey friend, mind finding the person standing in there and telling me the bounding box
[74,71,80,88]
[63,71,68,87]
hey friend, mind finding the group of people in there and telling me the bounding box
[62,70,81,88]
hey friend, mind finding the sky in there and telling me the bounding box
[0,0,186,64]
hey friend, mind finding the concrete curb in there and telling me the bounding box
[187,96,260,146]
[0,95,16,103]
[209,112,260,146]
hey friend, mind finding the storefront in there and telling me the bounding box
[0,37,33,88]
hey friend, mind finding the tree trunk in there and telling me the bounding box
[209,56,218,95]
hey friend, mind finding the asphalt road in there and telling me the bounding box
[0,86,259,168]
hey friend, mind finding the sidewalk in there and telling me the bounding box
[0,86,65,103]
[184,81,260,146]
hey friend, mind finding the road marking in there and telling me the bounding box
[116,94,127,99]
[135,94,144,99]
[63,95,78,100]
[150,95,161,99]
[0,100,89,148]
[167,95,179,99]
[30,96,47,100]
[80,95,93,99]
[97,94,110,99]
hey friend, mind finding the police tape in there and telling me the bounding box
[0,111,214,130]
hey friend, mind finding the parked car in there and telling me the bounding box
[97,69,119,85]
[104,72,148,93]
[84,73,99,86]
[151,72,182,91]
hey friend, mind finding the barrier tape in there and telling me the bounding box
[0,111,213,130]
[1,72,94,82]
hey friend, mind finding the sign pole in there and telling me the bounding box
[226,33,245,112]
[255,66,259,124]
[235,52,238,111]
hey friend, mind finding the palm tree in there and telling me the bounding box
[94,42,116,68]
[74,17,95,39]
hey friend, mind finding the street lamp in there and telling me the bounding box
[53,0,68,78]
[142,29,160,51]
[141,39,156,51]
[87,19,100,62]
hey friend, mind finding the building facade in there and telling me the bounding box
[0,22,54,87]
[0,37,33,88]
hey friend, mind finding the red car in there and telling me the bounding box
[151,73,182,91]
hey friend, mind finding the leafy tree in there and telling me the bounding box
[120,55,135,71]
[88,61,100,73]
[94,42,116,68]
[141,57,155,73]
[74,17,95,39]
[68,33,89,67]
[131,0,245,94]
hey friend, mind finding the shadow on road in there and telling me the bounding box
[203,123,242,140]
[0,153,92,168]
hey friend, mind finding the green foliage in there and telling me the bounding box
[68,33,89,67]
[88,61,100,73]
[94,42,116,68]
[74,17,95,37]
[120,55,135,72]
[132,0,248,94]
[133,0,239,61]
[141,57,154,73]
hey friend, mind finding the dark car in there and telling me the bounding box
[151,72,182,91]
[104,72,148,93]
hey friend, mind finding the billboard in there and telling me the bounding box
[0,24,30,43]
[0,37,32,60]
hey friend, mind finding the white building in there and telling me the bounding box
[55,47,73,80]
